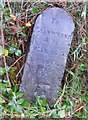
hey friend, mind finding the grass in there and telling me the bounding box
[0,1,88,119]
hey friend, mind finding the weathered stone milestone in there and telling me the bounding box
[20,7,75,105]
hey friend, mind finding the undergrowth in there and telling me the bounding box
[0,1,88,119]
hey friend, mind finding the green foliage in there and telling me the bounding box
[0,66,10,76]
[8,45,22,56]
[31,7,39,14]
[31,4,46,14]
[58,110,65,118]
[15,49,22,56]
[0,80,30,116]
[8,47,16,54]
[0,97,5,103]
[36,98,48,112]
[0,67,5,75]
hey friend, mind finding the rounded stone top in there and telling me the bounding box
[34,7,75,36]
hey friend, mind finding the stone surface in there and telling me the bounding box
[20,7,75,105]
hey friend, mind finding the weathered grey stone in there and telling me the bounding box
[20,7,75,105]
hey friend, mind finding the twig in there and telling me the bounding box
[21,0,24,10]
[16,64,24,78]
[1,0,11,87]
[74,104,85,114]
[1,95,10,102]
[10,54,26,68]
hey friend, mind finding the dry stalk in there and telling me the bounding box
[54,83,66,107]
[0,0,11,87]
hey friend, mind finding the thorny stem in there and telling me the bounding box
[1,0,11,87]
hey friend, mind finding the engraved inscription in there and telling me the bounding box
[51,18,60,24]
[36,28,71,38]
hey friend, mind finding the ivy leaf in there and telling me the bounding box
[0,67,5,75]
[8,47,16,54]
[50,109,58,118]
[4,49,9,56]
[40,106,46,112]
[58,110,65,118]
[8,101,22,113]
[21,100,30,107]
[31,8,39,14]
[0,97,5,103]
[4,7,9,12]
[17,98,24,105]
[16,92,23,98]
[15,49,21,56]
[12,85,19,92]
